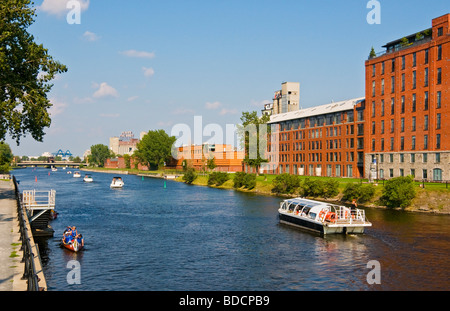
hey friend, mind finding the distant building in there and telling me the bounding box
[262,82,300,116]
[174,143,244,172]
[109,131,140,155]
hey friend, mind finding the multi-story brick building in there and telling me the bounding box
[364,14,450,181]
[264,97,366,178]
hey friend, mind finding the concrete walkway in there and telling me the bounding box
[0,180,27,291]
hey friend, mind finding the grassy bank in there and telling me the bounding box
[176,173,450,214]
[80,167,450,214]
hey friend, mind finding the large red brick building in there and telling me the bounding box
[364,13,450,181]
[264,97,366,178]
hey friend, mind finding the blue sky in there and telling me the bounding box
[6,0,450,157]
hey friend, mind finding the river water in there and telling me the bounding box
[12,167,450,291]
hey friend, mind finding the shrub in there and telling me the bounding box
[272,173,300,194]
[208,172,229,186]
[233,172,246,189]
[323,179,340,199]
[243,173,256,190]
[342,183,376,204]
[182,168,197,184]
[380,176,416,208]
[301,178,325,198]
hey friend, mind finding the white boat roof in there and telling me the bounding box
[268,97,364,124]
[284,197,328,207]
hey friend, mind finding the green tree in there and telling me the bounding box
[123,154,131,169]
[134,129,176,170]
[272,173,300,194]
[89,144,112,167]
[237,111,270,174]
[206,156,217,171]
[369,46,377,58]
[182,167,197,184]
[380,176,416,208]
[0,142,13,173]
[0,0,67,144]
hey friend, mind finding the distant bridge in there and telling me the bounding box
[17,161,84,167]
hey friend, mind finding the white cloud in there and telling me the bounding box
[93,82,119,98]
[40,0,90,17]
[49,98,68,116]
[220,108,238,115]
[250,99,271,107]
[142,67,155,77]
[205,101,221,110]
[120,50,156,59]
[82,31,99,42]
[127,96,139,102]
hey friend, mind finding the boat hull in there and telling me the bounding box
[279,212,368,235]
[61,240,83,252]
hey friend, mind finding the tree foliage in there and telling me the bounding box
[272,173,300,194]
[342,183,376,204]
[380,176,416,208]
[0,0,67,144]
[182,167,197,184]
[207,172,229,187]
[134,129,176,170]
[89,144,112,167]
[237,111,270,174]
[233,172,256,190]
[0,141,13,173]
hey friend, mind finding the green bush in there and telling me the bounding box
[301,178,325,198]
[243,173,256,190]
[272,173,300,194]
[342,183,376,203]
[182,168,197,184]
[233,172,246,188]
[380,176,416,208]
[323,179,340,198]
[208,172,229,186]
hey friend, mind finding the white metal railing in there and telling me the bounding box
[22,190,56,210]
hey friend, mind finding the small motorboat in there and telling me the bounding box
[73,171,81,178]
[110,177,124,188]
[61,227,84,252]
[67,171,72,174]
[83,174,93,182]
[49,209,58,220]
[51,167,58,172]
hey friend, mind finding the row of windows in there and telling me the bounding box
[272,150,363,164]
[371,134,441,151]
[370,91,442,117]
[276,110,364,131]
[371,113,441,135]
[371,67,442,96]
[275,164,356,178]
[371,45,443,77]
[373,152,442,164]
[379,168,443,180]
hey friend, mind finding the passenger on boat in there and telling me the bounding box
[76,234,84,247]
[63,232,73,244]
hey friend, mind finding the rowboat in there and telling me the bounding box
[61,227,84,252]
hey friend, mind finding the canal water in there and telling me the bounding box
[12,168,450,291]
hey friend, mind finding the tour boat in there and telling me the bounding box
[61,228,84,252]
[110,177,124,188]
[73,171,81,178]
[278,197,372,235]
[83,174,93,182]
